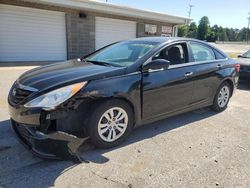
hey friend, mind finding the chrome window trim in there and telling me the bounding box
[148,68,164,73]
[142,40,228,71]
[168,58,228,69]
[127,71,141,76]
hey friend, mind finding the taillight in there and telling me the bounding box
[235,63,240,72]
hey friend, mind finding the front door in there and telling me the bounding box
[142,42,195,120]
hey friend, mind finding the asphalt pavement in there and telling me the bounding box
[0,67,250,188]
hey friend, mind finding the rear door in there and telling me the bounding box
[142,42,195,120]
[187,41,227,105]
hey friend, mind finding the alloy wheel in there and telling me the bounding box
[97,107,128,142]
[218,85,230,108]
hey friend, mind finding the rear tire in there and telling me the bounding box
[87,99,134,148]
[212,82,231,112]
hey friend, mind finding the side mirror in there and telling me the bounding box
[143,59,170,72]
[238,55,242,58]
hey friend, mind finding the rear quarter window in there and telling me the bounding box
[214,50,226,59]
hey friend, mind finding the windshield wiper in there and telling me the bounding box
[87,60,112,66]
[78,58,109,66]
[80,58,124,67]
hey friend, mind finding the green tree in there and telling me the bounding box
[217,27,228,41]
[187,22,198,38]
[211,25,220,41]
[177,25,188,37]
[197,16,210,40]
[206,30,216,42]
[177,16,248,42]
[237,27,249,41]
[225,28,237,41]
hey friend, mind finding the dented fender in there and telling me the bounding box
[78,73,142,124]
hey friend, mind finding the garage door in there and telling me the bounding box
[0,4,67,62]
[95,17,136,50]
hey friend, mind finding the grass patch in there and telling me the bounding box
[227,52,240,58]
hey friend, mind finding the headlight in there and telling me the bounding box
[24,82,87,108]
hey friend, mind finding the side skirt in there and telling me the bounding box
[137,101,212,127]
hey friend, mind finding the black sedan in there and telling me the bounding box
[8,37,239,162]
[238,50,250,79]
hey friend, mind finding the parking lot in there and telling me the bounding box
[0,67,250,188]
[209,43,250,54]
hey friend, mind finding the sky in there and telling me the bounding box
[99,0,250,29]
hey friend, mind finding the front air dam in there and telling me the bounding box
[12,120,89,163]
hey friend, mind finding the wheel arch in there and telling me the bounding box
[91,96,138,126]
[221,78,235,97]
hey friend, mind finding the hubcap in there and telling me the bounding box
[218,86,230,108]
[98,107,128,142]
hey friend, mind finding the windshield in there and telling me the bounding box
[242,50,250,58]
[85,41,158,67]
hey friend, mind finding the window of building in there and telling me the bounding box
[145,24,157,35]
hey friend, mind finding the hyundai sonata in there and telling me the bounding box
[8,37,239,162]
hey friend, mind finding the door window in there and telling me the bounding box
[189,42,216,62]
[153,43,188,65]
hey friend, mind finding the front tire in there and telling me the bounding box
[87,99,134,148]
[212,82,231,112]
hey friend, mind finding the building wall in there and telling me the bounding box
[0,0,176,61]
[66,13,95,59]
[65,12,174,58]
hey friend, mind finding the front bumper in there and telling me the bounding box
[11,119,88,163]
[8,81,93,162]
[8,101,41,125]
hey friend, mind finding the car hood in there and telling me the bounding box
[237,58,250,66]
[17,59,126,91]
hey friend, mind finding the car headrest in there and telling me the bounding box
[168,47,181,61]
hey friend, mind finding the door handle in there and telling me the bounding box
[217,64,222,69]
[184,72,193,77]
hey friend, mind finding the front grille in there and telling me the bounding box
[9,84,34,105]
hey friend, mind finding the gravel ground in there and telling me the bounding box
[0,67,250,188]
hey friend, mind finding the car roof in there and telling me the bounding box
[127,37,228,57]
[127,37,222,47]
[127,37,201,44]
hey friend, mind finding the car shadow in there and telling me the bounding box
[237,79,250,90]
[0,108,216,187]
[79,108,217,163]
[0,119,76,188]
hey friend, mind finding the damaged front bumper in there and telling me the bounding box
[11,119,88,163]
[8,99,91,163]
